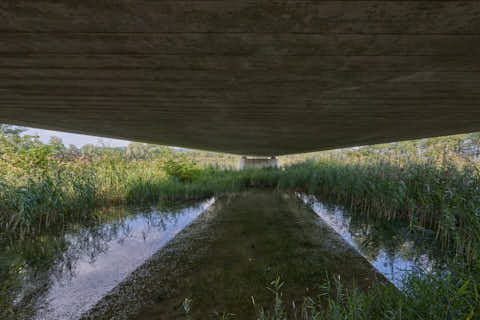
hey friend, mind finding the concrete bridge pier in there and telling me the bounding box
[238,156,278,170]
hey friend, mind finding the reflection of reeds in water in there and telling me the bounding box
[1,133,480,318]
[1,200,211,319]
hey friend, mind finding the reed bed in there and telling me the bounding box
[2,154,480,264]
[2,128,480,318]
[247,271,480,320]
[1,129,480,263]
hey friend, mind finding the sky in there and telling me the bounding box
[23,127,130,148]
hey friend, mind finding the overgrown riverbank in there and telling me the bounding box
[2,126,480,318]
[3,154,480,264]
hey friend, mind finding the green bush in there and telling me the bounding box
[160,157,202,183]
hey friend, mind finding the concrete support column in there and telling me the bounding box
[238,156,278,170]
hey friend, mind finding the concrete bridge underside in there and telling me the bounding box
[1,1,480,155]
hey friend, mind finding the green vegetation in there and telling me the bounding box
[4,128,479,263]
[248,271,479,320]
[2,125,480,318]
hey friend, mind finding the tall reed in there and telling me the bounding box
[2,141,480,262]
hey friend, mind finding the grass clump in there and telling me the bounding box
[249,269,480,320]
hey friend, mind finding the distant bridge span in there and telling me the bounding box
[1,1,480,155]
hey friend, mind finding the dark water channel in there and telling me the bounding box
[1,191,444,319]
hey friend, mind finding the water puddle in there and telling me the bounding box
[3,198,214,320]
[299,194,440,288]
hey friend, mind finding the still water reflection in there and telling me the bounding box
[2,193,449,319]
[3,198,214,320]
[300,194,442,288]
